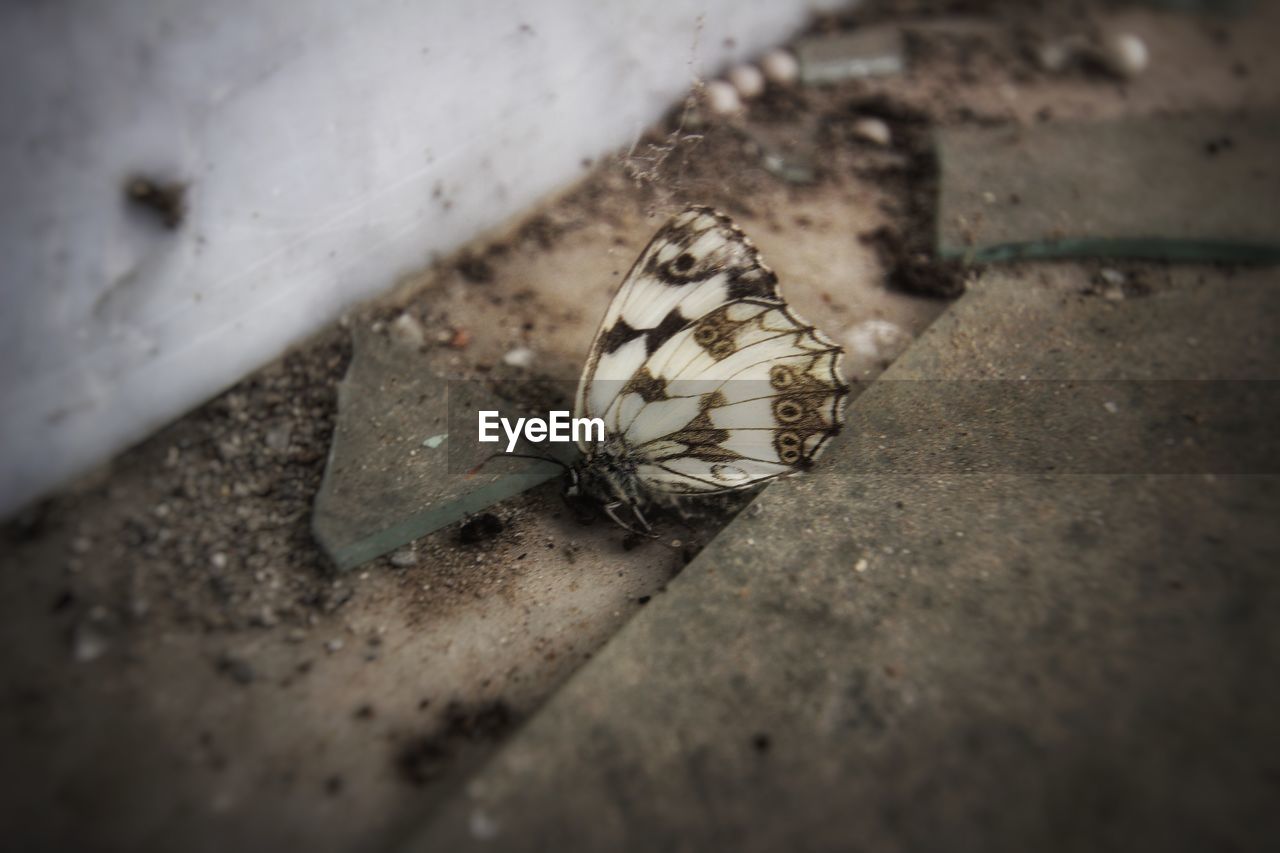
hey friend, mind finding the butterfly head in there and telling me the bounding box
[563,451,656,537]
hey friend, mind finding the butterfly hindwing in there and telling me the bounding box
[575,206,848,499]
[625,306,845,494]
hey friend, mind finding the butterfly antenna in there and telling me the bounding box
[466,451,571,478]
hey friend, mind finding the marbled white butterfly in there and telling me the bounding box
[566,206,849,533]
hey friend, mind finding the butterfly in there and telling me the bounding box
[565,206,849,534]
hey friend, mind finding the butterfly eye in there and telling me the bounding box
[694,325,718,345]
[774,398,805,423]
[778,442,802,464]
[769,365,796,389]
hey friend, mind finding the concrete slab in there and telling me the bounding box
[312,324,567,571]
[937,114,1280,262]
[404,264,1280,851]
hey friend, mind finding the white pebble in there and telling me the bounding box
[1035,41,1074,73]
[1098,268,1126,301]
[851,117,892,147]
[324,638,344,654]
[1099,268,1126,286]
[390,313,426,349]
[760,49,799,85]
[854,557,869,573]
[1102,32,1148,78]
[389,547,418,568]
[502,346,535,368]
[728,64,765,99]
[704,79,743,116]
[72,622,108,663]
[842,319,911,362]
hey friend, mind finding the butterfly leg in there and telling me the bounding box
[630,502,655,534]
[602,500,658,539]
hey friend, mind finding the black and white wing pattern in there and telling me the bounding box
[573,206,848,499]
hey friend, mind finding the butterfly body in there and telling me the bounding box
[570,206,849,533]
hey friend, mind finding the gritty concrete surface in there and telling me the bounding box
[6,3,1280,851]
[406,264,1280,852]
[0,477,688,853]
[937,113,1280,262]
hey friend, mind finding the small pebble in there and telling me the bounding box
[1101,32,1148,78]
[72,622,108,663]
[1099,268,1126,287]
[854,557,869,573]
[842,319,912,363]
[851,117,892,147]
[324,638,345,654]
[502,347,535,368]
[1035,40,1074,73]
[265,425,292,453]
[728,64,765,99]
[210,552,228,570]
[760,48,799,85]
[704,79,743,116]
[389,547,418,568]
[1098,268,1126,301]
[390,313,426,349]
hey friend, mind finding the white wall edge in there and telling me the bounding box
[0,0,836,517]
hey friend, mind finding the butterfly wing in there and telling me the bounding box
[574,207,782,431]
[575,206,848,493]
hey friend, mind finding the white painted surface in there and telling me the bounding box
[0,0,829,517]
